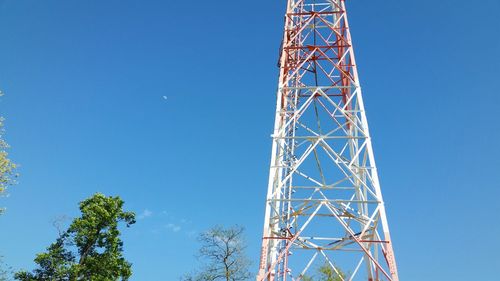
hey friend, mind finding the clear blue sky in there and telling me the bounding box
[0,0,499,280]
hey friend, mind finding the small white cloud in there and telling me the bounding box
[138,209,153,220]
[166,223,181,232]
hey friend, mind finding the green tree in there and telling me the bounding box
[15,193,136,281]
[317,262,345,281]
[299,275,313,281]
[0,92,17,213]
[299,262,345,281]
[183,226,251,281]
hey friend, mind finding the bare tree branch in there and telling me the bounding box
[182,226,251,281]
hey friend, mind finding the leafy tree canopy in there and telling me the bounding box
[15,193,135,281]
[0,92,17,213]
[300,262,345,281]
[317,262,345,281]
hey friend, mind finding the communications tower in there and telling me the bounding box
[257,1,399,280]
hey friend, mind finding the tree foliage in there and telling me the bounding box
[183,225,251,281]
[317,262,345,281]
[15,193,136,281]
[300,262,345,281]
[0,92,17,213]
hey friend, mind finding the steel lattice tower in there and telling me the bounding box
[257,1,399,280]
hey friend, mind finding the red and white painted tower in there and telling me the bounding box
[257,1,399,280]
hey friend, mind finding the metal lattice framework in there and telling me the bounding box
[257,1,399,280]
